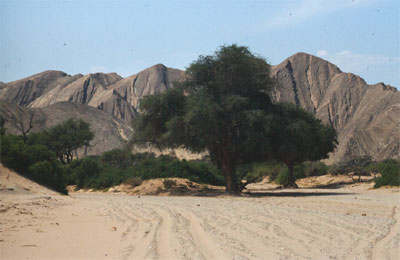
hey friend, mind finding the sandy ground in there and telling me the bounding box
[1,165,399,260]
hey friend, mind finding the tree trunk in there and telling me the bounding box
[285,162,298,188]
[220,147,239,193]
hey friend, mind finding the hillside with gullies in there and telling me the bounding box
[1,53,399,163]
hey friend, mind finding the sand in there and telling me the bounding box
[1,165,399,260]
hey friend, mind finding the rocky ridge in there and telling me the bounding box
[1,53,398,163]
[271,53,399,163]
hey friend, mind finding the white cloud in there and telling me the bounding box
[317,49,329,57]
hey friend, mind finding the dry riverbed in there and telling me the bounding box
[1,166,399,260]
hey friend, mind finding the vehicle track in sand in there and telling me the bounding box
[74,189,399,260]
[372,206,400,260]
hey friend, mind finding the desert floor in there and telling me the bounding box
[1,166,399,260]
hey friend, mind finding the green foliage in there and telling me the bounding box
[67,149,224,190]
[29,160,67,193]
[134,44,277,192]
[127,155,224,185]
[41,119,94,164]
[0,133,67,194]
[328,156,372,175]
[163,179,177,189]
[327,158,399,187]
[0,134,30,173]
[0,116,6,136]
[133,87,186,148]
[124,177,143,187]
[302,161,329,177]
[70,157,101,189]
[0,119,94,193]
[237,162,284,183]
[270,103,337,187]
[373,159,400,187]
[274,164,306,185]
[101,149,135,169]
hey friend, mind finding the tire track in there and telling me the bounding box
[68,192,398,260]
[372,206,400,260]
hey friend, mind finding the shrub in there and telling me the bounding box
[101,149,135,169]
[124,177,143,187]
[274,164,307,185]
[328,156,372,175]
[303,161,328,177]
[163,179,177,189]
[0,134,30,173]
[72,157,101,189]
[374,159,400,187]
[239,162,286,184]
[67,152,224,190]
[29,160,67,194]
[0,133,68,194]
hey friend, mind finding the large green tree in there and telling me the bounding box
[133,45,276,192]
[271,104,338,187]
[41,119,94,164]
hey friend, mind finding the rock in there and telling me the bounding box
[1,55,398,164]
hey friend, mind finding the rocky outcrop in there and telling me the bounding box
[29,72,122,107]
[107,64,185,110]
[0,70,77,106]
[1,54,398,163]
[1,65,183,122]
[271,53,400,163]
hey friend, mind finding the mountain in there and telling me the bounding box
[0,64,184,122]
[1,53,398,164]
[271,53,400,163]
[0,102,131,157]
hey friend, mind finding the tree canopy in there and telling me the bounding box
[134,45,277,192]
[271,103,337,187]
[37,118,94,164]
[133,44,338,192]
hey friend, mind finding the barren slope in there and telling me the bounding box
[272,53,400,163]
[1,53,399,163]
[0,102,132,156]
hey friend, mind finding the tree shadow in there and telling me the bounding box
[242,190,355,197]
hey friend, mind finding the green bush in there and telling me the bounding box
[67,153,224,190]
[302,161,328,177]
[101,149,134,169]
[124,176,143,187]
[0,133,67,194]
[239,162,286,184]
[328,156,372,175]
[163,179,177,189]
[274,164,307,185]
[374,159,400,187]
[0,134,30,173]
[71,157,101,189]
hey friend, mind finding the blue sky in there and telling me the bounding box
[1,0,399,88]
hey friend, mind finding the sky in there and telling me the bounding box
[1,0,399,88]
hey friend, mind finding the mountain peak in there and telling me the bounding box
[6,70,68,84]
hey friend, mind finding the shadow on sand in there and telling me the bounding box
[242,190,355,197]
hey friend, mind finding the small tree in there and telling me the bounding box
[43,119,94,164]
[271,103,337,187]
[133,45,276,193]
